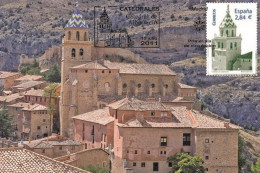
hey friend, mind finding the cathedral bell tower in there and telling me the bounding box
[212,5,242,70]
[60,3,93,137]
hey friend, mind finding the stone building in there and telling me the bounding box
[0,93,24,107]
[21,103,52,140]
[24,135,83,158]
[72,98,240,173]
[12,81,47,93]
[212,5,252,71]
[14,74,44,86]
[0,71,23,90]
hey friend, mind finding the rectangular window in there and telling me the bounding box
[164,151,166,155]
[135,150,138,154]
[141,162,145,167]
[71,146,75,150]
[82,124,85,141]
[205,156,209,160]
[43,119,45,122]
[168,162,172,167]
[59,146,62,150]
[153,162,159,171]
[160,137,167,146]
[133,162,136,166]
[37,126,41,130]
[218,42,220,48]
[183,133,191,146]
[42,149,45,153]
[147,150,150,154]
[151,111,155,116]
[160,112,167,116]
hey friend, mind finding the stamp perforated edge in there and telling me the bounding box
[206,2,258,76]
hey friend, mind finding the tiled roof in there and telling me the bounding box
[73,107,114,125]
[0,71,20,79]
[0,93,24,103]
[191,110,241,129]
[0,148,89,173]
[13,81,46,90]
[15,75,43,81]
[117,106,240,129]
[65,9,88,28]
[72,60,176,75]
[7,102,30,108]
[25,141,54,149]
[72,61,108,70]
[178,83,196,89]
[25,139,83,148]
[22,104,47,111]
[104,60,176,75]
[220,5,236,28]
[24,89,44,97]
[48,140,83,146]
[108,98,171,111]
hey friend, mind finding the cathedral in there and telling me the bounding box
[60,9,196,138]
[212,5,252,71]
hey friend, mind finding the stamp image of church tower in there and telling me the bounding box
[212,5,252,71]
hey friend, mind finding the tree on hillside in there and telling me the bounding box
[45,64,61,82]
[80,164,109,173]
[238,132,247,172]
[251,158,260,173]
[251,159,260,173]
[43,83,59,135]
[167,150,205,173]
[0,102,15,138]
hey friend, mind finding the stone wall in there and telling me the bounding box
[55,148,110,170]
[195,129,239,173]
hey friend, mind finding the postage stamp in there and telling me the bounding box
[206,3,257,76]
[94,6,160,48]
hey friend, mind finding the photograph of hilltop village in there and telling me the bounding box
[0,0,259,173]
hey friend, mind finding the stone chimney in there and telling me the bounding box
[224,122,230,128]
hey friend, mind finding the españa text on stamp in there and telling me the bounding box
[206,3,257,75]
[94,6,160,48]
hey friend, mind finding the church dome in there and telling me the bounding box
[65,9,89,29]
[219,5,236,28]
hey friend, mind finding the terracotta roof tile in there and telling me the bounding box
[108,98,171,111]
[0,71,20,79]
[22,104,47,111]
[73,107,114,125]
[7,102,30,108]
[104,60,176,75]
[0,148,89,172]
[0,93,24,103]
[13,81,46,90]
[15,75,43,82]
[178,83,196,89]
[24,89,44,97]
[72,61,107,70]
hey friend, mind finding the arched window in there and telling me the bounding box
[234,42,237,48]
[84,32,87,41]
[68,31,71,40]
[221,43,224,49]
[226,30,229,37]
[230,43,233,49]
[76,31,80,41]
[138,83,141,88]
[80,49,84,56]
[221,30,223,36]
[151,84,155,88]
[105,82,110,89]
[123,83,127,88]
[72,48,76,57]
[232,30,234,37]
